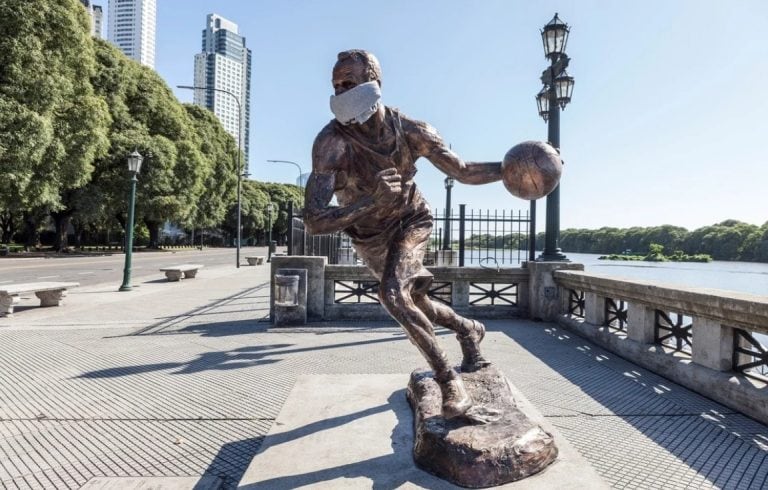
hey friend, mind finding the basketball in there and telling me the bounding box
[501,141,563,201]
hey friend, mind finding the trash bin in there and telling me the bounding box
[273,268,308,327]
[274,274,299,307]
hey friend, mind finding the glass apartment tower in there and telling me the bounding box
[193,14,252,166]
[107,0,156,68]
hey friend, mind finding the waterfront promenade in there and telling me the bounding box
[1,255,767,489]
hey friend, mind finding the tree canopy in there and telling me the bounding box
[0,0,109,212]
[555,220,768,262]
[0,0,257,249]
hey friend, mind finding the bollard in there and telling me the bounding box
[268,240,277,262]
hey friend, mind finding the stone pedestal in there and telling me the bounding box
[407,365,558,488]
[270,256,327,321]
[35,289,67,307]
[0,295,20,316]
[527,261,584,321]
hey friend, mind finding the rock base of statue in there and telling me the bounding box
[407,365,558,488]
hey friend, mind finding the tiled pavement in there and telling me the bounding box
[1,266,767,489]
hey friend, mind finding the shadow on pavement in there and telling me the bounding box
[106,283,271,337]
[235,391,448,489]
[76,335,410,379]
[494,321,768,489]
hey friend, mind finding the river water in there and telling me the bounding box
[465,251,768,297]
[565,252,768,297]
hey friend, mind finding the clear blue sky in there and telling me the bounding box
[107,0,767,231]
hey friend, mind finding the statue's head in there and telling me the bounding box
[329,50,383,125]
[332,50,382,95]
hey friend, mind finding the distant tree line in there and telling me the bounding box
[463,220,768,263]
[553,221,768,262]
[0,0,300,250]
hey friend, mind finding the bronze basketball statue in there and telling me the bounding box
[502,141,562,201]
[304,49,559,487]
[305,50,560,421]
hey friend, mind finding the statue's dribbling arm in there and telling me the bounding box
[303,131,377,235]
[406,119,502,185]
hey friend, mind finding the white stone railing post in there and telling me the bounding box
[452,280,469,308]
[733,331,753,370]
[584,292,606,326]
[627,303,655,344]
[691,317,734,372]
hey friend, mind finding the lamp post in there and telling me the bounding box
[266,202,275,262]
[442,176,454,250]
[119,150,143,292]
[536,13,575,262]
[266,159,305,207]
[177,84,244,268]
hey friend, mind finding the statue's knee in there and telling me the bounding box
[379,284,404,310]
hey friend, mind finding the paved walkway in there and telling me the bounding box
[1,263,767,489]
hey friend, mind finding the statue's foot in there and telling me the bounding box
[458,320,492,372]
[438,371,473,419]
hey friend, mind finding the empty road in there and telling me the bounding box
[0,246,275,288]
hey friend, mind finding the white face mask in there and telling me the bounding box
[329,81,381,125]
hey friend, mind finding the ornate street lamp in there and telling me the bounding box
[541,13,570,60]
[554,70,575,108]
[536,12,574,262]
[119,150,144,291]
[536,88,550,122]
[443,176,454,251]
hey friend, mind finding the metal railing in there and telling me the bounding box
[432,205,531,266]
[289,203,532,267]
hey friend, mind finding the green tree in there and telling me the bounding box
[0,0,110,248]
[183,104,239,231]
[81,40,221,248]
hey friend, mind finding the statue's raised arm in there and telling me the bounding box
[403,117,503,185]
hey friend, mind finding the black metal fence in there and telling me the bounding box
[288,203,532,267]
[433,205,532,267]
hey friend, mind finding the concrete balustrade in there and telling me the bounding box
[321,264,530,321]
[268,257,530,323]
[553,270,768,425]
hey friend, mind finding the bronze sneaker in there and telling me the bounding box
[458,319,492,372]
[438,371,473,419]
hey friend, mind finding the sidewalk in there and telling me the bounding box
[1,264,768,489]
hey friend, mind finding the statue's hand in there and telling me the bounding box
[372,168,402,207]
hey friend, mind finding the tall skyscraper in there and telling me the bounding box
[80,0,103,38]
[193,14,252,166]
[107,0,156,68]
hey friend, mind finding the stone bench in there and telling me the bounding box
[159,264,204,282]
[245,256,265,266]
[0,282,80,316]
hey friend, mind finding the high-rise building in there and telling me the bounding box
[107,0,156,68]
[80,0,103,38]
[193,14,252,166]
